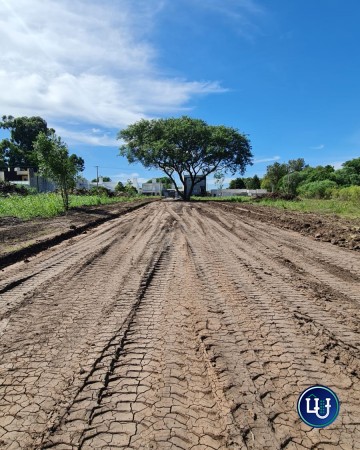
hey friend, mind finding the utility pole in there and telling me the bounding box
[95,166,99,188]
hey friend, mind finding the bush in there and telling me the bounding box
[298,180,337,199]
[332,185,360,202]
[89,186,114,197]
[71,187,90,196]
[0,181,32,197]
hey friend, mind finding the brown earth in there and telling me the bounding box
[0,199,157,268]
[0,201,359,449]
[201,202,360,252]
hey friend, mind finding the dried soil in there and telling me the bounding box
[0,201,359,449]
[0,199,157,267]
[213,202,360,251]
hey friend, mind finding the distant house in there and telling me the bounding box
[141,179,163,196]
[89,177,118,192]
[210,189,267,197]
[184,175,206,196]
[0,167,56,192]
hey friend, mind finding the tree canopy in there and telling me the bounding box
[0,115,53,169]
[118,116,252,200]
[146,176,173,188]
[229,177,246,189]
[92,176,111,182]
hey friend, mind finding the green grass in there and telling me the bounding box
[192,196,360,219]
[0,193,148,220]
[254,198,360,219]
[191,195,250,203]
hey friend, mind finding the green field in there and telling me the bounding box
[0,193,146,220]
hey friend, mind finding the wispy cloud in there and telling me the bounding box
[186,0,266,39]
[0,0,225,143]
[253,156,281,163]
[55,127,118,147]
[310,144,325,150]
[202,0,265,18]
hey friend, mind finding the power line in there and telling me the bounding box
[92,166,128,170]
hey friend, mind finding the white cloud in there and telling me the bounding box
[55,127,118,147]
[0,0,225,142]
[310,144,325,150]
[330,161,344,170]
[253,156,280,163]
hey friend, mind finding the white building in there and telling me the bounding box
[0,167,56,192]
[210,189,267,197]
[140,178,163,196]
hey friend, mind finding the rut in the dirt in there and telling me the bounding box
[0,201,359,450]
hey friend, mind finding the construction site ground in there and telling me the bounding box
[0,200,359,449]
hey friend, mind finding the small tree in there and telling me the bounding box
[125,179,138,195]
[115,181,126,193]
[214,171,225,194]
[34,132,84,211]
[118,116,252,201]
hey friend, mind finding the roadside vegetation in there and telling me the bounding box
[253,197,360,219]
[0,190,147,220]
[200,157,360,219]
[193,195,360,219]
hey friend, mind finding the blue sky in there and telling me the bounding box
[1,0,359,187]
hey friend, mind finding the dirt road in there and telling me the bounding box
[0,201,359,449]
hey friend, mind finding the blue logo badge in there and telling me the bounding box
[297,385,340,428]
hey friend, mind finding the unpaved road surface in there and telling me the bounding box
[0,202,359,450]
[0,199,157,265]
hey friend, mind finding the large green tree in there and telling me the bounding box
[334,158,360,186]
[34,132,84,210]
[0,115,53,169]
[118,116,252,200]
[229,177,246,189]
[263,162,288,192]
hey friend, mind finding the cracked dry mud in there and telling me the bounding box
[0,202,359,450]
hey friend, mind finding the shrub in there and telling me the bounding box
[298,180,337,199]
[0,181,31,197]
[332,185,360,202]
[89,186,113,197]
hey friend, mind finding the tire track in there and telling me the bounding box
[179,203,359,449]
[44,226,230,450]
[0,201,359,450]
[0,204,170,449]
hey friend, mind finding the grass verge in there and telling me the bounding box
[0,194,149,220]
[191,196,360,219]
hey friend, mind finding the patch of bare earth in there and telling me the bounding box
[0,200,156,266]
[0,202,359,449]
[210,202,360,251]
